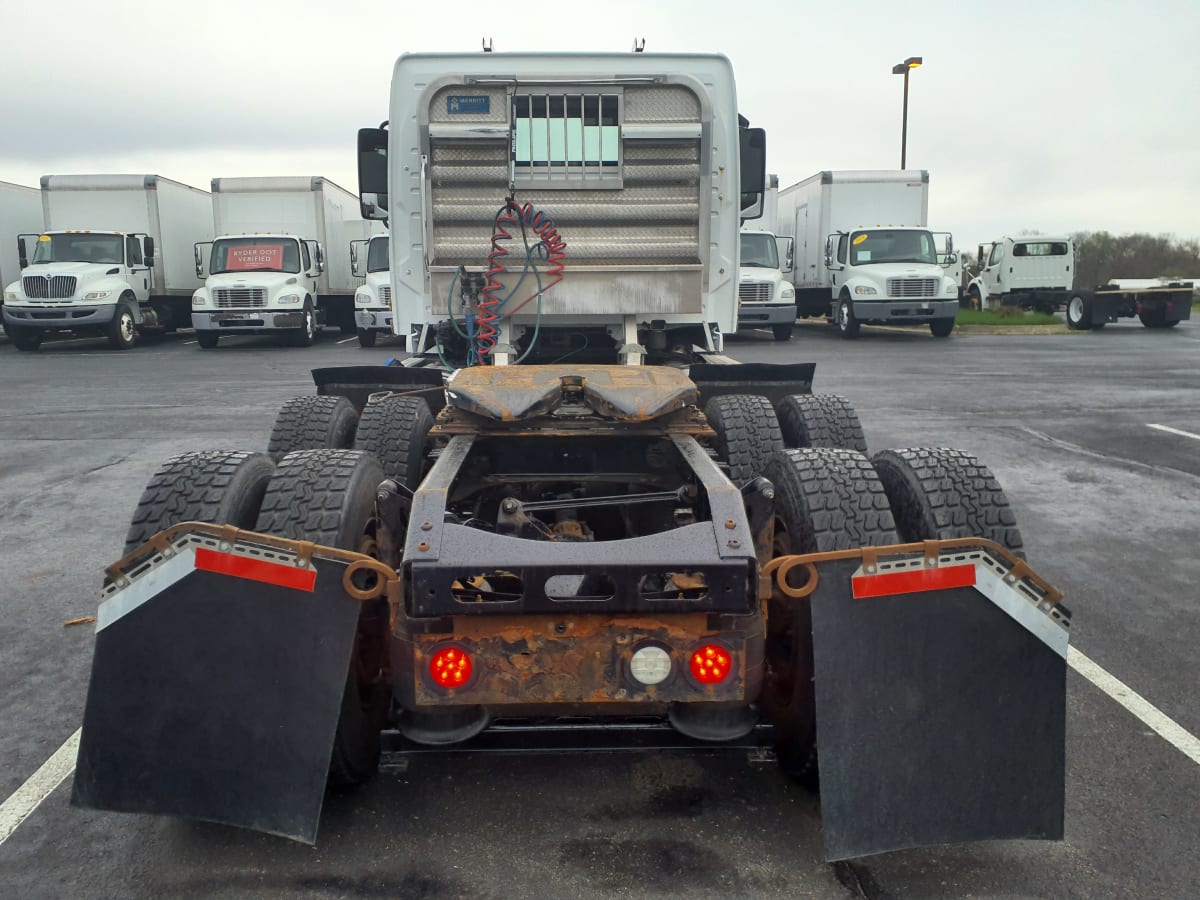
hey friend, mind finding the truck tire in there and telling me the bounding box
[1065,293,1092,330]
[871,447,1024,558]
[964,285,981,310]
[267,395,359,461]
[1138,307,1179,329]
[9,326,42,351]
[772,322,793,342]
[776,393,868,453]
[123,449,275,554]
[835,292,860,339]
[254,449,389,786]
[106,300,138,350]
[196,331,219,349]
[761,448,899,780]
[354,394,434,491]
[929,317,955,338]
[289,299,318,347]
[704,394,784,485]
[357,328,378,348]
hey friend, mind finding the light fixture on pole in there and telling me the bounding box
[891,56,922,169]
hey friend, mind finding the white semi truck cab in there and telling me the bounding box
[3,230,157,350]
[350,233,391,347]
[736,230,796,341]
[191,234,324,348]
[824,225,959,338]
[966,236,1073,312]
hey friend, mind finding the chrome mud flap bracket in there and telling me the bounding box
[72,525,391,843]
[771,542,1070,861]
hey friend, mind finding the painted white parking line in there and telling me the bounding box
[336,336,358,345]
[1148,423,1200,442]
[183,340,197,345]
[0,728,80,848]
[1069,647,1200,766]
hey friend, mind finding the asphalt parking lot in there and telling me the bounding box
[1,318,1198,899]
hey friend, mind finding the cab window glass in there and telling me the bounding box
[989,244,1004,266]
[126,236,143,266]
[837,235,848,264]
[301,242,312,272]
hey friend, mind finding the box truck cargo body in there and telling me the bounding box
[0,180,44,336]
[192,177,374,347]
[777,170,959,338]
[2,175,212,350]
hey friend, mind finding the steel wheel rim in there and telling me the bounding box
[1068,296,1083,322]
[120,312,135,342]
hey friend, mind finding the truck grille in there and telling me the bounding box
[738,281,772,303]
[379,285,391,304]
[887,278,939,298]
[23,275,77,299]
[214,288,267,308]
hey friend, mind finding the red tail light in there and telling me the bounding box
[429,645,473,688]
[689,644,732,684]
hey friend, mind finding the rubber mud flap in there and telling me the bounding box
[71,552,362,843]
[809,558,1066,860]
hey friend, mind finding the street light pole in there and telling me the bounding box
[892,56,922,169]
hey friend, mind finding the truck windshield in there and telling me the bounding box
[740,232,779,268]
[210,238,301,274]
[849,230,936,266]
[366,236,389,273]
[30,233,123,265]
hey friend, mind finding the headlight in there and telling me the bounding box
[84,290,111,301]
[854,285,878,296]
[276,293,301,305]
[4,291,16,303]
[355,291,372,307]
[946,283,958,295]
[780,284,795,300]
[192,293,207,308]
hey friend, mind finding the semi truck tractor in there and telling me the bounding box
[191,177,372,348]
[350,232,393,347]
[776,170,960,338]
[3,175,211,350]
[967,236,1192,330]
[0,180,43,338]
[74,50,1070,863]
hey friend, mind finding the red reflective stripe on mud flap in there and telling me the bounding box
[851,564,976,599]
[193,547,317,592]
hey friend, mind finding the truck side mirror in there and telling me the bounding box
[194,242,209,279]
[357,127,389,221]
[943,252,958,266]
[143,236,155,267]
[737,126,766,218]
[315,243,325,274]
[17,236,28,268]
[350,241,364,277]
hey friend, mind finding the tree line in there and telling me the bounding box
[1070,232,1200,288]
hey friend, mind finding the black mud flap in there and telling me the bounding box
[72,535,363,843]
[809,551,1068,860]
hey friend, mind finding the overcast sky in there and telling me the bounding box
[1,0,1197,251]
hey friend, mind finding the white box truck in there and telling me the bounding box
[0,180,44,338]
[736,174,796,341]
[3,175,212,351]
[350,232,395,347]
[192,177,369,348]
[777,170,960,338]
